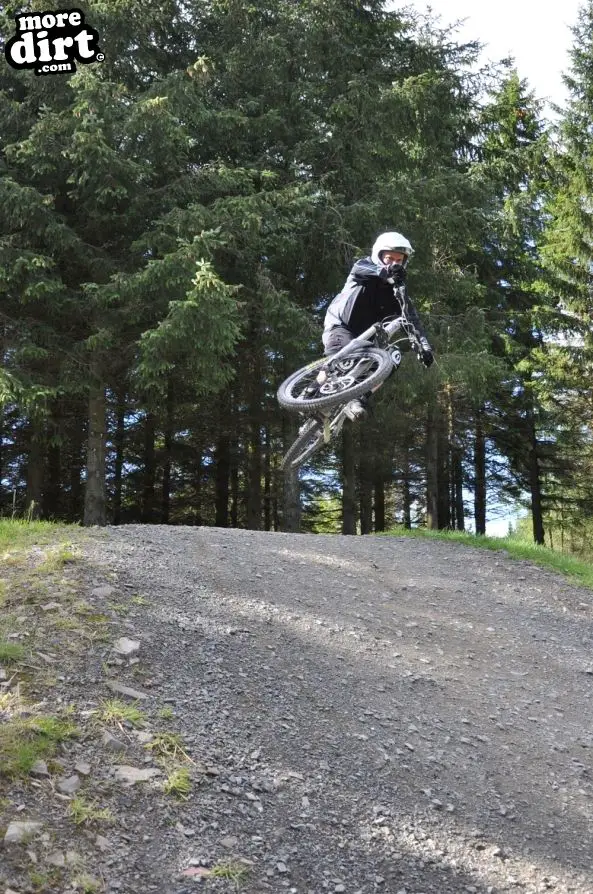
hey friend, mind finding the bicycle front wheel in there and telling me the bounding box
[277,347,393,413]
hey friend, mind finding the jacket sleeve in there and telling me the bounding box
[399,289,430,343]
[350,257,390,283]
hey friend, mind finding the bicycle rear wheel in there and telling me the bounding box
[281,418,325,470]
[277,347,392,413]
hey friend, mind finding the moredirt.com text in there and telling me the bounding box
[5,8,104,76]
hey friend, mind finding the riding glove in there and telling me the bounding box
[386,263,406,285]
[418,337,434,368]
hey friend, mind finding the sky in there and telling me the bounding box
[394,0,584,116]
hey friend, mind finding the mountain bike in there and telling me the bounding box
[277,295,425,470]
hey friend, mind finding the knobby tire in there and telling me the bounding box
[281,419,326,470]
[277,347,393,413]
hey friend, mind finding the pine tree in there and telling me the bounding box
[536,0,593,549]
[469,72,570,543]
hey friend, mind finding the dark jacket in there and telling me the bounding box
[323,256,427,340]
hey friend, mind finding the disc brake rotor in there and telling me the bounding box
[319,375,355,394]
[334,358,357,372]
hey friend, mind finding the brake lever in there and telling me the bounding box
[375,327,390,349]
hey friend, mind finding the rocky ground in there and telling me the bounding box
[1,524,593,894]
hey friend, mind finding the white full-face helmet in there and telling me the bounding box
[371,231,414,267]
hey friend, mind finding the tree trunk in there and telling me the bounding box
[341,422,357,535]
[374,477,385,532]
[360,486,372,534]
[246,414,263,529]
[281,415,301,532]
[399,443,412,528]
[401,475,411,527]
[44,439,61,519]
[474,407,486,536]
[438,390,451,529]
[230,440,239,528]
[69,415,85,523]
[527,410,545,545]
[446,385,454,529]
[272,448,281,532]
[25,418,44,519]
[263,424,272,531]
[454,451,465,531]
[282,466,301,532]
[194,447,203,526]
[161,382,174,523]
[246,316,263,530]
[112,389,126,525]
[359,427,372,534]
[426,403,439,530]
[142,412,156,523]
[43,403,61,519]
[83,378,107,526]
[214,433,231,527]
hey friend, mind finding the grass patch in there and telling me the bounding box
[0,641,26,663]
[52,617,81,631]
[72,873,104,893]
[72,600,95,615]
[209,861,250,883]
[30,870,63,891]
[83,613,112,624]
[108,602,129,616]
[163,766,192,799]
[0,713,79,779]
[99,698,146,728]
[68,795,114,826]
[33,543,78,573]
[155,731,195,799]
[145,732,192,762]
[382,525,593,590]
[158,706,174,721]
[0,686,22,715]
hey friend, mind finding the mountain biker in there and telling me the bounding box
[322,231,434,420]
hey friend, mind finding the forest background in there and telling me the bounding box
[2,0,593,552]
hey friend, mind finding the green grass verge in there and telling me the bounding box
[0,518,75,552]
[381,526,593,591]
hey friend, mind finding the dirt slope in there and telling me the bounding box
[3,524,593,894]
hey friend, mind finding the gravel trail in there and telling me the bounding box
[70,524,593,894]
[5,524,592,894]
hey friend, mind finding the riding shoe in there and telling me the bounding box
[298,416,323,436]
[343,398,368,422]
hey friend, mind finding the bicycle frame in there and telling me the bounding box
[312,311,421,442]
[319,310,421,376]
[279,301,423,468]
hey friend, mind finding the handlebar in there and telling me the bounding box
[380,315,423,351]
[322,313,422,368]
